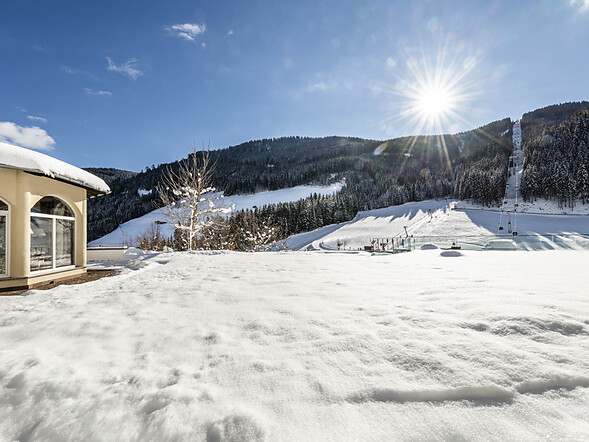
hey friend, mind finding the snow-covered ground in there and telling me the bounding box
[90,183,343,246]
[1,250,589,440]
[286,199,589,251]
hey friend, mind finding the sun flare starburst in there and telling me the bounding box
[378,37,484,139]
[398,65,472,137]
[373,36,489,175]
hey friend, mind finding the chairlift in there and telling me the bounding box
[498,225,504,231]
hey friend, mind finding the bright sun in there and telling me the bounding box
[397,73,469,137]
[417,86,452,117]
[381,43,478,137]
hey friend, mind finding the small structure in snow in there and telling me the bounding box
[0,142,110,291]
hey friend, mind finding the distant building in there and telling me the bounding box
[0,142,109,291]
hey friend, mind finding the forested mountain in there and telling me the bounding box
[84,168,138,187]
[521,101,589,142]
[521,105,589,206]
[86,102,589,242]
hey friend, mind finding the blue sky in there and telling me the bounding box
[1,0,589,171]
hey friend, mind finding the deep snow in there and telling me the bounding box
[0,141,109,194]
[1,249,589,441]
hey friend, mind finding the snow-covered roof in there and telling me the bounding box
[0,142,110,195]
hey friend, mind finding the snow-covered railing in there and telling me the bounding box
[87,244,127,249]
[408,234,589,251]
[87,244,128,262]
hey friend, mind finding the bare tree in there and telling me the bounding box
[135,221,170,251]
[156,147,231,250]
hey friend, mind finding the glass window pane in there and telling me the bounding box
[0,200,7,211]
[56,219,74,267]
[30,217,53,271]
[31,197,73,217]
[0,215,5,275]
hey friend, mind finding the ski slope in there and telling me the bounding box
[1,250,589,440]
[286,199,589,251]
[90,183,343,245]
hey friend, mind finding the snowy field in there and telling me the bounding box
[286,200,589,251]
[90,184,343,246]
[1,250,589,441]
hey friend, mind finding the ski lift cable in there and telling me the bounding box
[499,120,522,234]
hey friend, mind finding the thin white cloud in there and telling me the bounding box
[106,57,143,80]
[292,80,328,100]
[62,65,80,74]
[27,115,48,123]
[85,88,113,96]
[15,106,27,113]
[293,72,356,100]
[62,65,101,81]
[306,82,328,93]
[165,23,206,41]
[227,29,234,36]
[0,122,55,151]
[570,0,589,12]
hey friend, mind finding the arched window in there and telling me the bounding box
[30,196,75,272]
[0,199,8,276]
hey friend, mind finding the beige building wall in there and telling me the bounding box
[0,167,88,289]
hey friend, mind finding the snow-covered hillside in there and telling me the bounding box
[286,199,589,251]
[90,183,343,245]
[1,250,588,440]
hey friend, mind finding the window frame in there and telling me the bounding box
[30,196,76,275]
[0,198,9,278]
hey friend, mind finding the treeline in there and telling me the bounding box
[521,101,589,142]
[454,156,507,205]
[521,107,589,206]
[347,118,513,211]
[230,189,359,239]
[83,168,138,187]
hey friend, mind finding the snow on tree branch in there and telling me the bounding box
[156,146,233,250]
